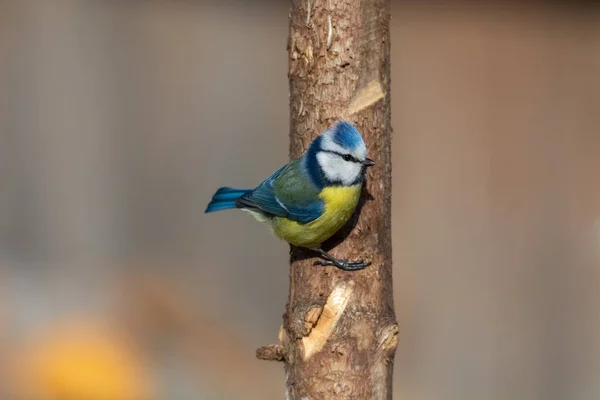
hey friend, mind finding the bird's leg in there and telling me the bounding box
[312,248,371,271]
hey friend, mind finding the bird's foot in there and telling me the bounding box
[311,247,371,271]
[314,259,371,271]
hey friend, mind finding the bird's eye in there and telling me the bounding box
[342,154,354,162]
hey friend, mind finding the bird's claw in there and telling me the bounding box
[314,259,371,271]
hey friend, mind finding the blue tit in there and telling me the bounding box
[205,120,375,271]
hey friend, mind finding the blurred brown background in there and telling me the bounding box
[1,1,599,399]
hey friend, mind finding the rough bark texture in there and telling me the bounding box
[257,1,397,399]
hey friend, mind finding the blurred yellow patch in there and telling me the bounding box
[11,321,153,400]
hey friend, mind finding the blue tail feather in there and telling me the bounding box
[205,200,237,213]
[205,187,251,213]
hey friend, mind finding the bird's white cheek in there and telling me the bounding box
[316,152,338,181]
[341,163,362,185]
[316,152,361,185]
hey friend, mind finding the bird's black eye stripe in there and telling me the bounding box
[323,150,359,163]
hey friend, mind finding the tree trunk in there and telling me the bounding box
[257,1,397,399]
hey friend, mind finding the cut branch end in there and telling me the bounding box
[256,344,286,362]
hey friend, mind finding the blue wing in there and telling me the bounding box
[237,160,324,224]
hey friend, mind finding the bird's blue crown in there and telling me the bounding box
[329,121,364,151]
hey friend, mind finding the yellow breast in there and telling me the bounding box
[272,185,362,248]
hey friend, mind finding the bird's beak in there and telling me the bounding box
[362,157,375,167]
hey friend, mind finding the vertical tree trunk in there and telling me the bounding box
[257,1,397,399]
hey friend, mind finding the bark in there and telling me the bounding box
[257,1,397,399]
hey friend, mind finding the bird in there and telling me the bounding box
[205,120,375,271]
